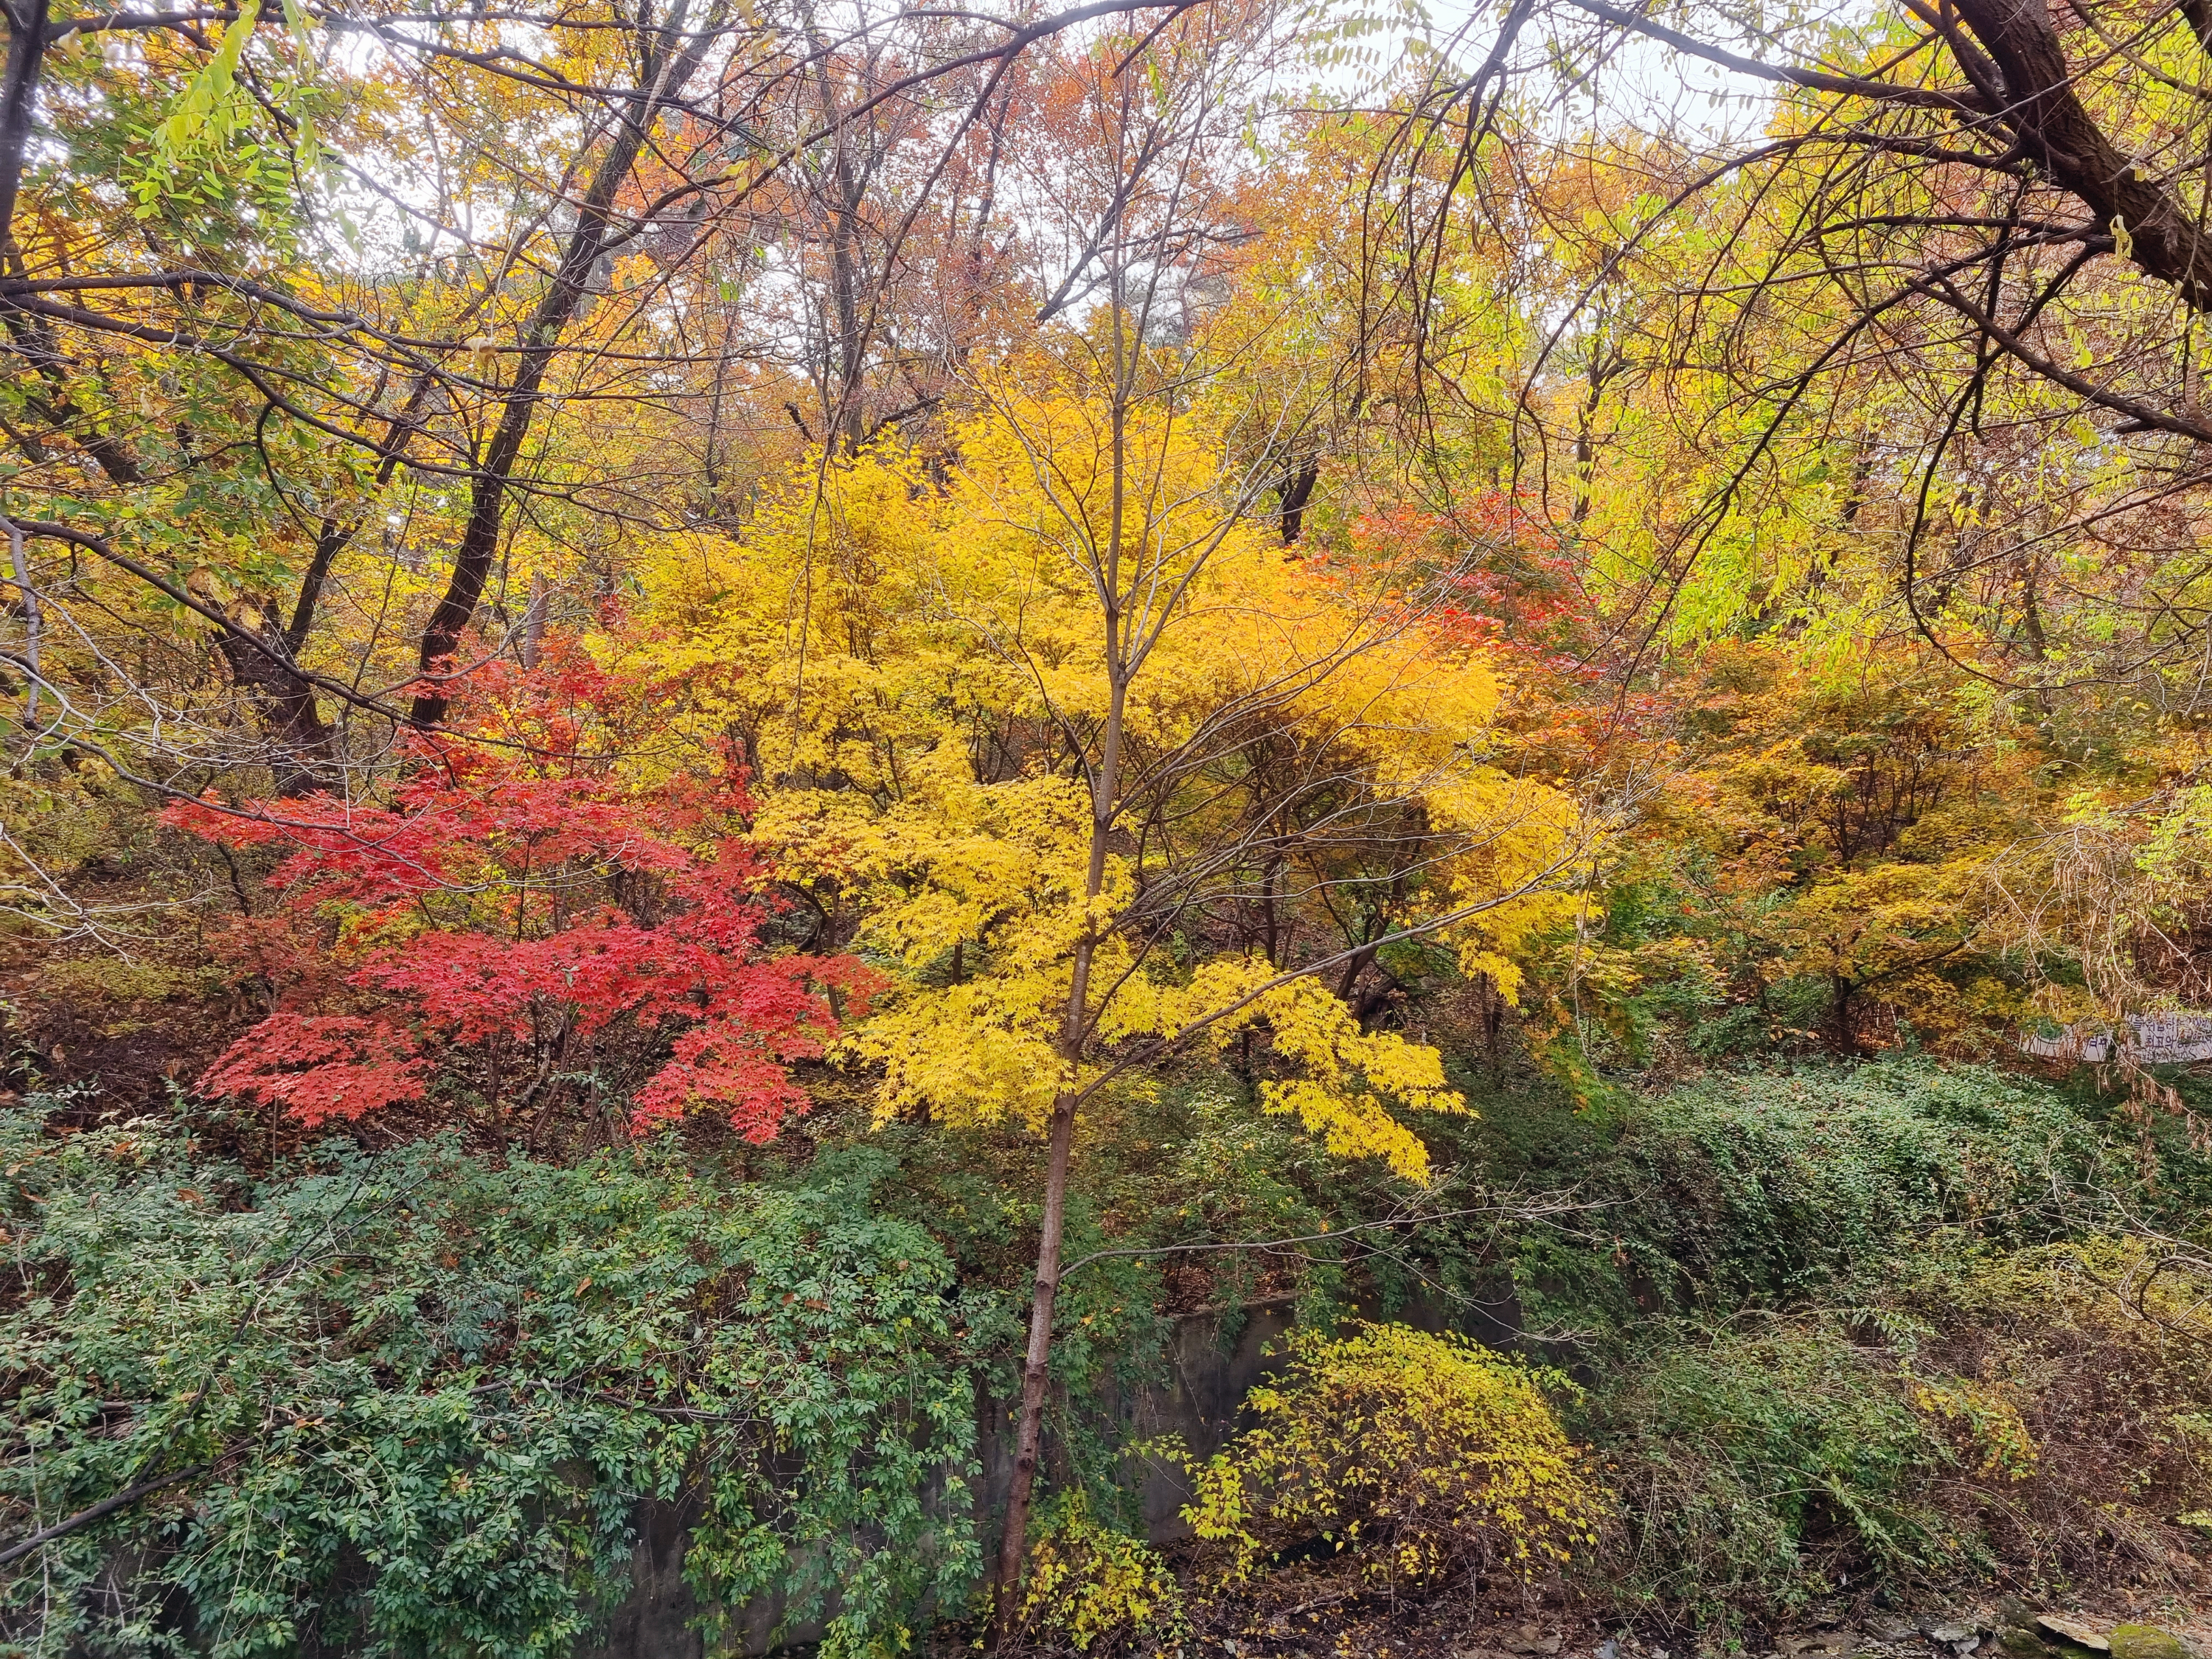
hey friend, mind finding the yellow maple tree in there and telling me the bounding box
[617,262,1590,1607]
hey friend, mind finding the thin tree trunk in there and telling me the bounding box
[987,1075,1081,1643]
[1,305,146,487]
[6,513,38,728]
[1,1,150,493]
[988,317,1134,1650]
[804,24,874,456]
[520,570,549,668]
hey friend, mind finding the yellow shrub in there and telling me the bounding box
[1183,1324,1604,1587]
[1018,1492,1185,1654]
[1908,1374,2039,1480]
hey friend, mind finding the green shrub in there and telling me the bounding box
[1604,1060,2104,1303]
[1491,1058,2151,1343]
[1898,1238,2212,1593]
[1582,1237,2212,1627]
[1523,1061,2210,1626]
[1585,1322,1970,1626]
[0,1107,979,1658]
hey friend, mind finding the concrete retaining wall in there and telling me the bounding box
[583,1284,1526,1658]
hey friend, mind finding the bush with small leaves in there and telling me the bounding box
[0,1106,979,1659]
[1182,1323,1603,1589]
[1015,1491,1185,1655]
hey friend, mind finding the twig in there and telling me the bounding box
[0,1461,211,1568]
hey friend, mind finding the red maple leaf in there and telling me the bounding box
[173,641,872,1138]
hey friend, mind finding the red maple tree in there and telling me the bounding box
[170,644,863,1137]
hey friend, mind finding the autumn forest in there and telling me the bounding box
[2,0,2211,1650]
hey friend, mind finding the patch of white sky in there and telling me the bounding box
[1281,0,1891,365]
[189,0,1910,285]
[308,15,586,274]
[279,0,1901,392]
[1323,0,1907,163]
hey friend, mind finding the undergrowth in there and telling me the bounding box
[7,1056,2211,1653]
[0,1107,981,1659]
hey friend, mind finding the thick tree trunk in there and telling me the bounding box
[1947,0,2212,310]
[411,7,704,726]
[1277,456,1318,544]
[217,615,338,796]
[0,0,49,255]
[1832,973,1857,1055]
